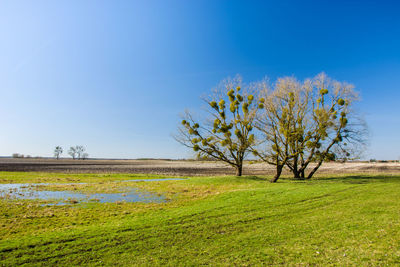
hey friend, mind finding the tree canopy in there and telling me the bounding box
[176,77,258,176]
[176,73,367,181]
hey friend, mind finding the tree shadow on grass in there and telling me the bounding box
[236,175,269,181]
[315,174,400,184]
[226,174,400,184]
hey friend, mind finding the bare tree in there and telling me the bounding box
[176,73,368,180]
[290,73,367,179]
[255,73,367,181]
[253,77,309,182]
[68,146,77,159]
[175,76,258,176]
[75,146,86,160]
[54,146,63,159]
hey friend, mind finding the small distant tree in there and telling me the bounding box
[75,146,86,159]
[175,76,258,176]
[54,146,63,159]
[82,153,89,160]
[68,147,77,159]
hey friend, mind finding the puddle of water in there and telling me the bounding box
[0,178,185,205]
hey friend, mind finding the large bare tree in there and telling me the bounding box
[176,73,367,181]
[285,73,367,179]
[253,77,310,182]
[175,76,258,176]
[255,73,367,181]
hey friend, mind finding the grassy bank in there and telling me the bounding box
[1,172,400,265]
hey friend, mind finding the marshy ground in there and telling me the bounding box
[1,169,400,265]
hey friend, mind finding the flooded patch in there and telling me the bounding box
[0,178,185,205]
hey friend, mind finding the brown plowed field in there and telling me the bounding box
[0,158,399,176]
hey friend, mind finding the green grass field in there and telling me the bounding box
[1,172,399,266]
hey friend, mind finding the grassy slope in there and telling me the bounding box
[0,172,400,266]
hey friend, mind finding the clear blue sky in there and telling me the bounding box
[0,0,399,160]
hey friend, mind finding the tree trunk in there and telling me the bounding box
[271,164,284,183]
[235,165,243,176]
[307,141,336,179]
[307,160,323,179]
[292,157,300,178]
[293,169,301,179]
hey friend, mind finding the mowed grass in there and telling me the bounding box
[1,172,400,266]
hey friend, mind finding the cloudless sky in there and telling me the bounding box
[0,0,399,160]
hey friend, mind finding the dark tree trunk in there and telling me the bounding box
[292,157,300,178]
[293,169,301,179]
[307,141,336,179]
[291,157,306,180]
[307,160,323,179]
[235,165,243,176]
[271,164,284,183]
[294,167,306,179]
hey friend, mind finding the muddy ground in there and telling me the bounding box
[0,158,399,176]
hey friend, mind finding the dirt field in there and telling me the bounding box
[0,158,399,176]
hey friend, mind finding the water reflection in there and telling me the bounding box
[0,178,185,205]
